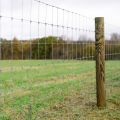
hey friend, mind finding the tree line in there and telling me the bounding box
[0,33,120,60]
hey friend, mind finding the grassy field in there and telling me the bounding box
[0,60,120,120]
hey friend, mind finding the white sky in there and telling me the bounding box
[49,0,120,25]
[0,0,120,40]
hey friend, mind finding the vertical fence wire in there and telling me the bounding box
[105,23,120,110]
[2,0,120,119]
[1,0,95,119]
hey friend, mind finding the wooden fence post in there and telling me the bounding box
[95,17,106,107]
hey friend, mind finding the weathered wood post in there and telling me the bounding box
[95,17,106,107]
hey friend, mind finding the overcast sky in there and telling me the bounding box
[0,0,120,40]
[48,0,120,25]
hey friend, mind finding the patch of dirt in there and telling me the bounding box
[35,89,120,120]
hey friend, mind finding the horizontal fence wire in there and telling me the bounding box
[105,22,120,60]
[0,0,97,119]
[0,0,119,119]
[0,0,95,60]
[105,22,120,117]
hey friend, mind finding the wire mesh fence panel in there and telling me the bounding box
[0,0,120,120]
[105,23,120,119]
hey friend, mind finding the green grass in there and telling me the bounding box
[0,60,120,120]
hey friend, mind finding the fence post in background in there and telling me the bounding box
[95,17,106,107]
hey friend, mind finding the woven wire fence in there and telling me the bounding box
[105,23,120,117]
[0,0,119,120]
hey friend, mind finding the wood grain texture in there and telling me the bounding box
[95,17,106,107]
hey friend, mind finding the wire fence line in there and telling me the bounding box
[0,0,95,60]
[0,0,119,60]
[0,0,120,120]
[104,22,120,113]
